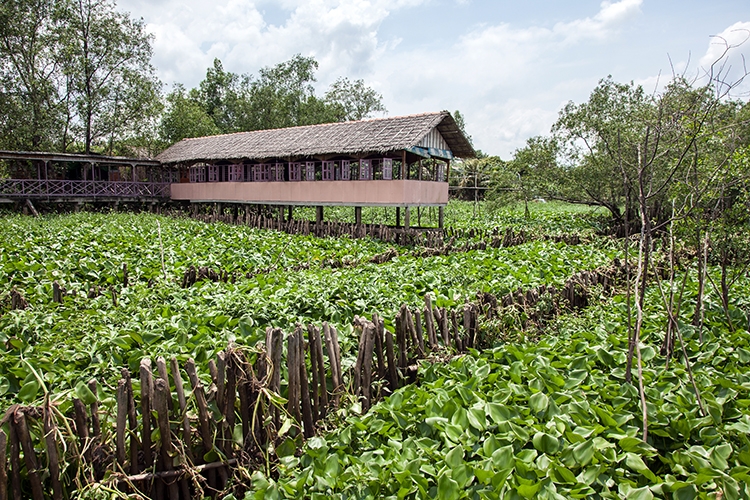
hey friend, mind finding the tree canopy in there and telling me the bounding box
[158,55,387,147]
[0,1,387,155]
[0,0,162,155]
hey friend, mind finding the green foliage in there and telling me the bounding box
[324,77,387,122]
[248,270,750,499]
[0,0,67,151]
[0,0,162,154]
[160,83,221,144]
[158,55,387,147]
[0,211,613,411]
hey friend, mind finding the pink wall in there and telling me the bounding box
[170,180,448,206]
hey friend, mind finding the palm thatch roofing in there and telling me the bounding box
[156,111,475,165]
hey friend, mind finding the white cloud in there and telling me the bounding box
[552,0,643,43]
[117,0,743,157]
[368,0,644,156]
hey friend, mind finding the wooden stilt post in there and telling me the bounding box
[404,207,410,230]
[439,206,444,229]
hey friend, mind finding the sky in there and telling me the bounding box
[116,0,750,158]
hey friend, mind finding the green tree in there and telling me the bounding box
[194,58,242,134]
[160,84,220,145]
[241,54,320,130]
[323,77,386,121]
[59,0,161,153]
[489,136,559,217]
[0,0,66,150]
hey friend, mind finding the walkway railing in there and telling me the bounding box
[0,179,171,199]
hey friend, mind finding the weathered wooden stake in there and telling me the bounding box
[43,402,63,500]
[451,309,463,352]
[121,368,140,474]
[139,358,155,469]
[169,357,194,462]
[14,411,44,500]
[87,379,101,439]
[287,330,301,423]
[411,309,424,357]
[424,294,438,350]
[155,357,173,412]
[298,330,315,438]
[185,358,212,456]
[310,324,328,419]
[323,322,342,407]
[9,418,21,500]
[115,381,128,470]
[154,379,180,500]
[385,330,398,391]
[361,322,376,413]
[0,430,7,500]
[373,314,386,381]
[267,328,283,426]
[396,311,407,369]
[223,351,237,457]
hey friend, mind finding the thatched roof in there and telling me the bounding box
[156,111,475,165]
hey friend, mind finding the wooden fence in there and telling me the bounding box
[185,208,584,251]
[0,262,624,499]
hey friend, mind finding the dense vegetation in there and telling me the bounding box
[0,200,747,499]
[0,208,614,412]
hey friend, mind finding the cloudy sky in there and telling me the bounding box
[117,0,750,158]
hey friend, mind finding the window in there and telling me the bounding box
[322,161,334,180]
[274,163,285,181]
[436,164,446,182]
[359,159,371,180]
[289,162,301,181]
[305,161,316,181]
[253,164,270,182]
[382,158,393,180]
[228,164,244,181]
[189,167,196,183]
[341,160,351,180]
[208,165,219,182]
